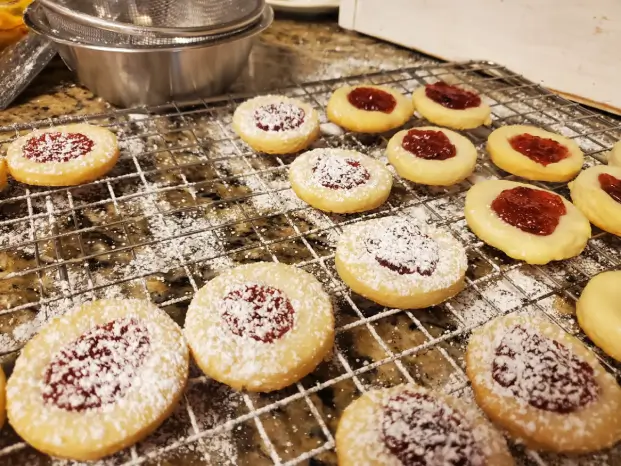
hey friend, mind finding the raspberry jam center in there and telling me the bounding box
[491,186,567,236]
[254,103,305,132]
[23,132,94,163]
[382,391,485,466]
[312,156,370,190]
[221,283,294,343]
[402,129,457,160]
[347,87,397,114]
[492,325,599,413]
[42,318,150,412]
[509,134,570,166]
[599,173,621,204]
[425,82,481,110]
[366,220,439,276]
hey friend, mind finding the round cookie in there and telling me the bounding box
[184,262,334,392]
[412,81,491,130]
[0,365,5,429]
[289,148,393,213]
[6,123,119,187]
[6,299,189,461]
[569,164,621,236]
[466,313,621,454]
[336,384,514,466]
[335,216,467,309]
[487,125,584,182]
[609,140,621,167]
[386,126,477,186]
[232,95,320,155]
[465,179,591,265]
[577,271,621,362]
[327,84,413,133]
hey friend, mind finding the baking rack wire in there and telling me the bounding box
[0,61,619,465]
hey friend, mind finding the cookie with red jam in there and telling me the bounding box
[467,313,621,453]
[6,299,189,461]
[184,262,334,392]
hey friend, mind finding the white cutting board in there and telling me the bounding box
[339,0,621,114]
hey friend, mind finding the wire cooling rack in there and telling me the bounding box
[1,61,621,465]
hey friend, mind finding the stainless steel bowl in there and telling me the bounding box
[24,2,273,107]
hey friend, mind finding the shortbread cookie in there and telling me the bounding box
[184,262,334,392]
[289,148,393,213]
[386,126,477,186]
[6,299,189,461]
[487,125,584,182]
[465,180,590,264]
[569,164,621,236]
[467,313,621,453]
[0,365,5,429]
[335,216,467,309]
[412,81,492,130]
[577,271,621,362]
[336,384,514,466]
[6,123,119,186]
[232,95,320,155]
[327,84,413,133]
[609,141,621,167]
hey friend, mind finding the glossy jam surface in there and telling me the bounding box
[312,156,370,190]
[23,132,94,163]
[425,82,481,110]
[402,129,457,160]
[347,87,397,114]
[254,103,305,132]
[492,325,599,413]
[598,173,621,204]
[509,134,570,166]
[491,186,567,236]
[221,284,294,343]
[42,318,150,412]
[381,391,485,466]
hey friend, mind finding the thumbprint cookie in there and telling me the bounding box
[609,140,621,167]
[386,126,477,186]
[412,81,491,130]
[289,148,393,213]
[335,216,467,309]
[569,164,621,236]
[465,180,591,264]
[327,84,413,133]
[466,313,621,453]
[577,271,621,362]
[184,262,334,392]
[6,299,189,461]
[487,125,584,182]
[336,384,514,466]
[0,365,5,429]
[232,95,320,155]
[6,123,120,187]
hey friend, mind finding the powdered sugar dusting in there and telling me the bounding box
[254,103,305,132]
[311,155,370,190]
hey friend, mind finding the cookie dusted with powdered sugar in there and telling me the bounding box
[184,262,334,392]
[336,384,514,466]
[289,148,393,213]
[232,95,320,154]
[466,313,621,453]
[6,123,119,186]
[6,299,189,461]
[335,216,467,309]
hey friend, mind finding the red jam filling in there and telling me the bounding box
[425,82,481,110]
[599,173,621,204]
[347,87,397,114]
[42,318,150,412]
[254,103,305,132]
[312,156,370,190]
[491,186,567,236]
[402,129,457,160]
[382,391,485,466]
[366,221,439,276]
[22,132,95,163]
[509,134,570,166]
[493,325,599,413]
[222,284,294,343]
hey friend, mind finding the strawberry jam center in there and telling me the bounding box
[347,87,397,114]
[425,82,481,110]
[402,129,456,160]
[23,132,94,163]
[598,173,621,204]
[509,134,570,166]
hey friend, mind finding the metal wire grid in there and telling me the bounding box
[0,60,620,465]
